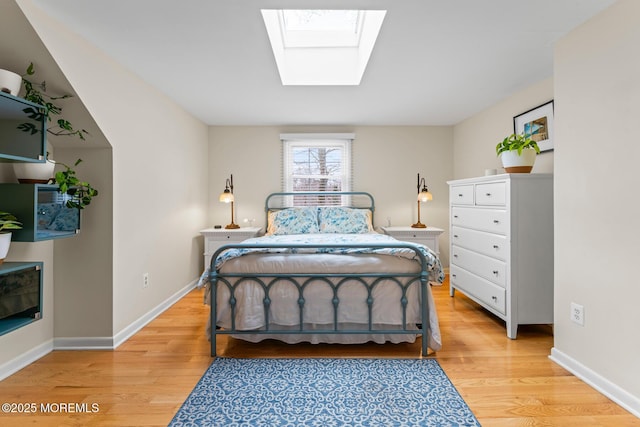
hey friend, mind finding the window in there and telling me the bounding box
[281,133,353,206]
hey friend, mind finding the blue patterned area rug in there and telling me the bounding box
[169,358,480,426]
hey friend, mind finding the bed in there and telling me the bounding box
[201,192,443,357]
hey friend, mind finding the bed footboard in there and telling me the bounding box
[208,243,433,357]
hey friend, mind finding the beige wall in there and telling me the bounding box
[453,78,554,179]
[12,0,210,345]
[553,0,640,404]
[209,126,454,266]
[53,148,113,337]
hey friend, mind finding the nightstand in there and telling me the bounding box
[200,227,262,268]
[380,226,444,255]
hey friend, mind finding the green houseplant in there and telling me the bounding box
[54,159,99,209]
[20,62,88,140]
[496,133,541,173]
[0,211,22,232]
[0,211,23,263]
[15,63,99,207]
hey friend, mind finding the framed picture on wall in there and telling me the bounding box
[513,100,554,152]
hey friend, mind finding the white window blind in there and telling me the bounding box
[281,133,353,206]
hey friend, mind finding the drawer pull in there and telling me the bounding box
[454,235,459,238]
[492,245,499,249]
[453,254,458,258]
[486,193,492,197]
[458,194,463,197]
[453,215,458,218]
[452,274,457,278]
[493,219,500,224]
[491,296,497,302]
[492,270,499,275]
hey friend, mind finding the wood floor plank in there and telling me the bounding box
[0,275,637,426]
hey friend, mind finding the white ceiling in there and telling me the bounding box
[31,0,616,126]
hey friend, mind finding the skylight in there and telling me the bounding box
[261,9,386,86]
[281,10,362,48]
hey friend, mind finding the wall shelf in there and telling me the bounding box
[0,184,80,241]
[0,262,43,336]
[0,91,46,163]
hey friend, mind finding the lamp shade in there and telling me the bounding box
[417,190,433,202]
[219,190,234,203]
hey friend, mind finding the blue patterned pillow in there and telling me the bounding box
[318,207,373,234]
[37,203,61,229]
[47,207,80,232]
[266,207,320,235]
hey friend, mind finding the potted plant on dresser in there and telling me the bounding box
[496,132,540,173]
[0,211,22,263]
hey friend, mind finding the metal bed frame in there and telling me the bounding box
[208,192,433,356]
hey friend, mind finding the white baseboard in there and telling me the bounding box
[53,279,198,351]
[0,279,198,380]
[0,339,53,381]
[53,336,115,350]
[550,347,640,418]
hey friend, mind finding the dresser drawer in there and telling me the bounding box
[451,206,508,235]
[204,233,239,253]
[397,236,438,253]
[201,228,262,258]
[381,227,443,254]
[206,231,249,241]
[451,245,506,287]
[475,182,506,206]
[449,184,474,205]
[451,226,508,261]
[450,265,506,315]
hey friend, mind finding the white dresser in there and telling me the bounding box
[200,227,262,268]
[447,174,553,338]
[380,226,444,255]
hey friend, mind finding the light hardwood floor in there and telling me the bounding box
[0,276,638,426]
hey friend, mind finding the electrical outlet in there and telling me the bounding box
[570,302,584,326]
[143,273,150,288]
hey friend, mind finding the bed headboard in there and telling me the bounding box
[264,191,375,224]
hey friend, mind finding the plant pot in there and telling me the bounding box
[0,232,12,264]
[13,159,56,184]
[500,148,537,173]
[0,69,22,96]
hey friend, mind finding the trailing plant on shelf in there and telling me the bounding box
[54,159,99,209]
[19,62,89,140]
[0,211,22,232]
[495,133,540,156]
